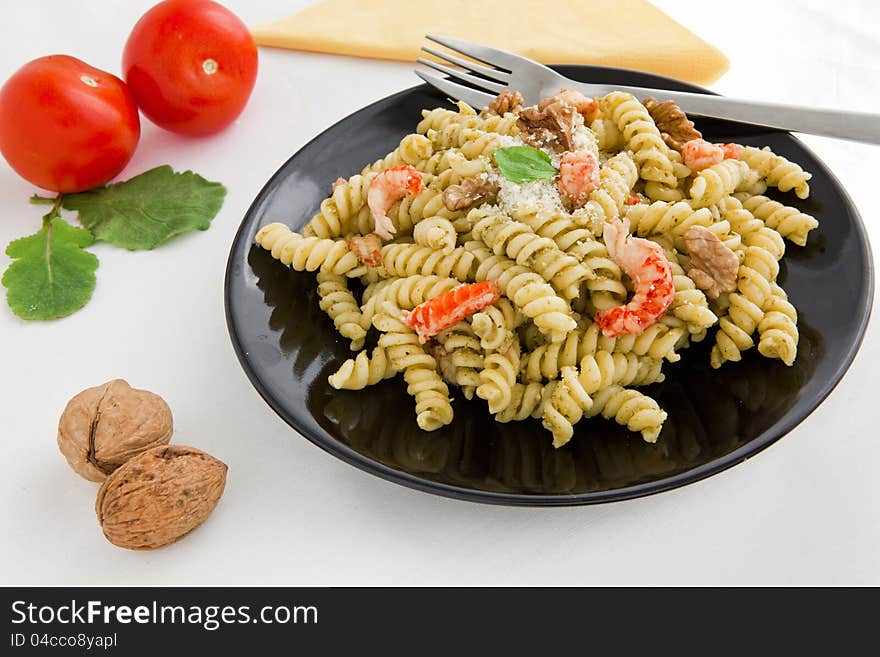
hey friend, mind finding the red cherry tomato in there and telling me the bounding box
[123,0,258,136]
[0,55,140,193]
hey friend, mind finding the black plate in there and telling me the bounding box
[225,66,873,506]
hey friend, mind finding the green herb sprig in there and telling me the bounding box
[494,146,558,183]
[3,166,226,320]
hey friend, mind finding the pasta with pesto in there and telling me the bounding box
[255,87,819,448]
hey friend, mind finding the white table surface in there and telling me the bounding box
[1,0,877,586]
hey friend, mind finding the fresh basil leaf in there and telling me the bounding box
[494,146,558,183]
[61,165,227,250]
[3,217,98,320]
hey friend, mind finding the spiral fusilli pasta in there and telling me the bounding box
[470,210,594,301]
[417,101,518,137]
[435,321,484,399]
[476,341,521,414]
[664,256,719,336]
[361,133,434,175]
[577,151,639,230]
[302,172,376,239]
[511,207,593,257]
[495,382,550,422]
[689,159,749,208]
[735,194,818,246]
[520,324,676,383]
[380,243,476,281]
[585,385,667,442]
[317,272,367,350]
[328,346,397,390]
[625,201,713,239]
[710,245,778,368]
[577,239,628,312]
[258,88,818,447]
[359,275,460,330]
[599,92,676,186]
[417,101,478,134]
[471,297,523,351]
[255,223,366,278]
[374,303,453,431]
[757,283,799,366]
[413,216,457,254]
[542,354,667,446]
[590,115,624,151]
[740,146,811,199]
[466,240,577,341]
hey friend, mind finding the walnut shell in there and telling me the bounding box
[58,379,173,482]
[95,445,227,550]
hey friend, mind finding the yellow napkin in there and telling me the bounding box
[252,0,728,85]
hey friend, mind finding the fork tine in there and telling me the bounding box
[414,70,495,109]
[417,58,506,95]
[425,34,533,72]
[420,46,511,84]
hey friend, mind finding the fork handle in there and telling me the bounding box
[584,83,880,145]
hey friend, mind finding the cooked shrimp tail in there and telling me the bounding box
[367,165,423,240]
[595,217,675,337]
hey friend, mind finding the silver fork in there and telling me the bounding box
[417,34,880,145]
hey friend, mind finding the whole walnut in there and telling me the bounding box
[58,379,173,482]
[96,445,227,550]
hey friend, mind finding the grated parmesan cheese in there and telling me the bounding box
[495,134,524,149]
[571,124,599,156]
[495,174,564,215]
[487,116,603,216]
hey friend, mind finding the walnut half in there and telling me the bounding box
[442,176,500,211]
[516,99,578,151]
[683,226,739,299]
[643,97,702,153]
[482,90,524,117]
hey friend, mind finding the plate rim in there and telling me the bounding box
[224,65,875,506]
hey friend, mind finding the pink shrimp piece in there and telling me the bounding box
[719,143,744,160]
[404,281,501,343]
[331,177,347,191]
[681,138,724,172]
[367,165,423,240]
[595,218,674,337]
[348,233,383,267]
[557,150,599,209]
[553,88,599,123]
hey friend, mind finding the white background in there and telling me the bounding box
[0,0,877,586]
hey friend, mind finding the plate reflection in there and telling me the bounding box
[251,245,823,496]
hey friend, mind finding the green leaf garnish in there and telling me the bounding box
[61,165,227,250]
[3,217,98,320]
[494,146,558,183]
